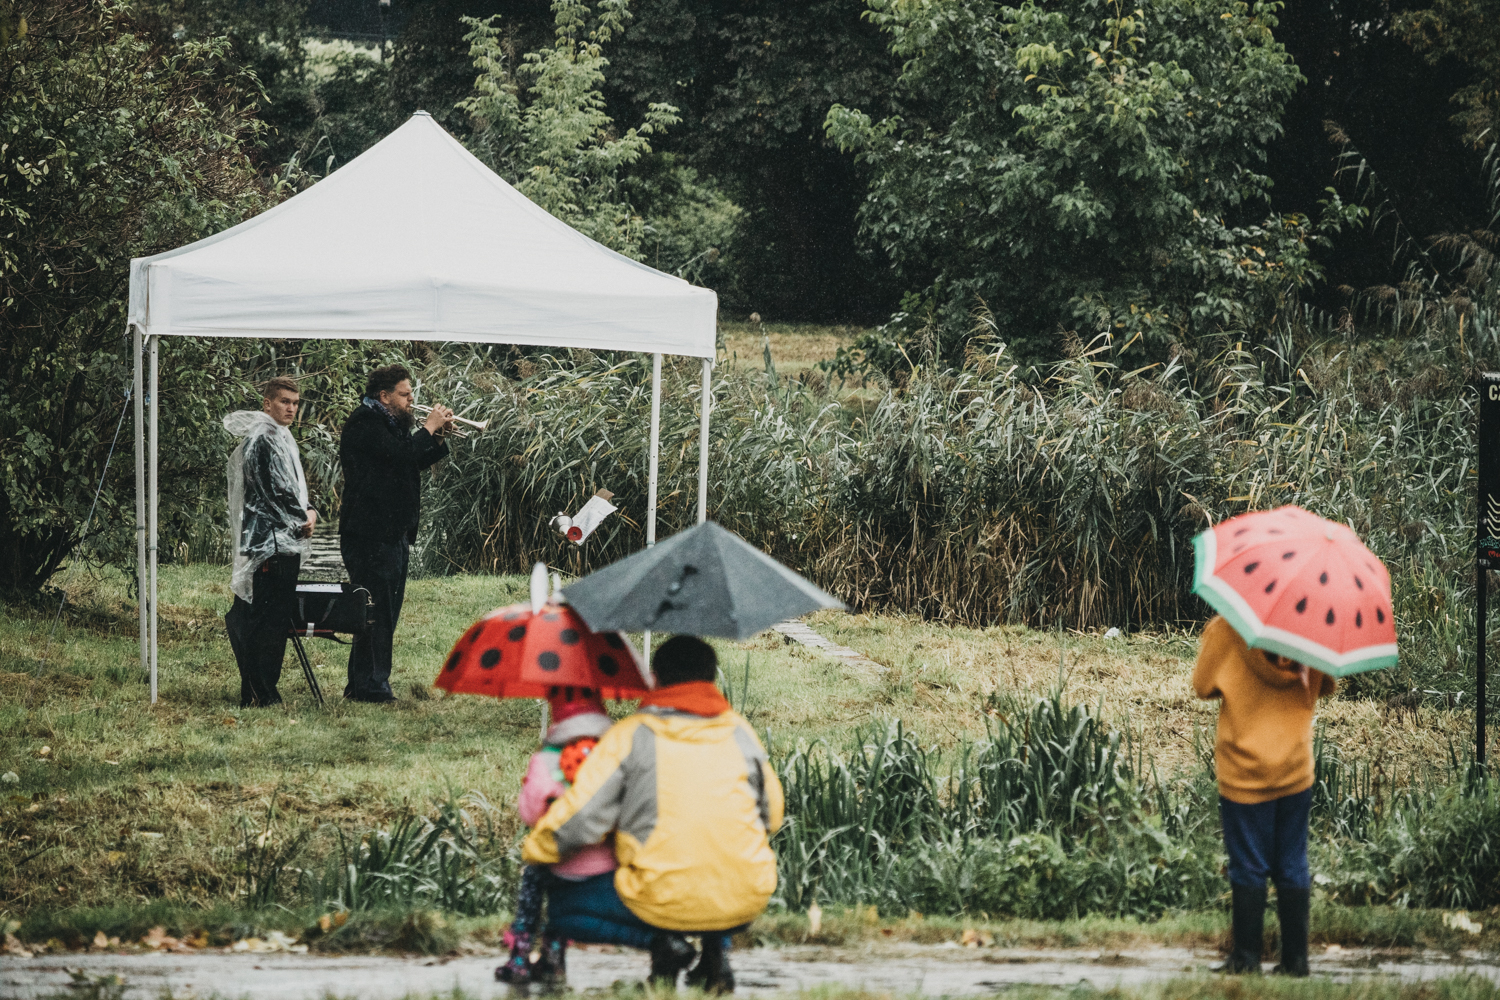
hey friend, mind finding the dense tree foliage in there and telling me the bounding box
[11,0,1500,597]
[606,0,900,321]
[1263,0,1490,310]
[1399,0,1500,150]
[459,0,680,255]
[824,0,1356,362]
[0,0,272,593]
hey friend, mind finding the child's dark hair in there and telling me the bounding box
[652,635,717,686]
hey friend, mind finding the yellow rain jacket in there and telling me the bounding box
[522,703,784,932]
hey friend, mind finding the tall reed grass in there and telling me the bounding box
[769,691,1500,918]
[397,301,1488,702]
[152,218,1499,709]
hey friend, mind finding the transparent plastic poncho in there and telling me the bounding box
[224,410,310,602]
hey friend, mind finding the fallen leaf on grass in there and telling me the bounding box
[104,851,125,864]
[222,717,238,726]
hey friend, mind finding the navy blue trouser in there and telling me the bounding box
[544,872,657,950]
[543,872,740,952]
[1219,787,1313,890]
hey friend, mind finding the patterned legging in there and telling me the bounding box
[511,864,550,936]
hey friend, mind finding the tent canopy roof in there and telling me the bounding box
[128,112,717,359]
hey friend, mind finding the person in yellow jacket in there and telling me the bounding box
[1194,615,1336,977]
[524,634,783,992]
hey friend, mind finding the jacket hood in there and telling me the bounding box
[1239,639,1320,691]
[223,409,284,439]
[636,707,747,744]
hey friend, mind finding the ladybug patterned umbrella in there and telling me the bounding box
[1192,505,1398,677]
[435,601,651,701]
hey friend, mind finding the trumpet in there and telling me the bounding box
[413,403,490,438]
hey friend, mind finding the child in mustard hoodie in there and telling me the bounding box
[1193,616,1336,976]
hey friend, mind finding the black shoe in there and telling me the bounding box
[649,933,696,988]
[344,691,397,704]
[1216,884,1267,974]
[1274,886,1311,977]
[685,936,735,994]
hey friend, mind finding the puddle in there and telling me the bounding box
[1,944,1497,999]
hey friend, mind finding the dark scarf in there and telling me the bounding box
[363,395,413,432]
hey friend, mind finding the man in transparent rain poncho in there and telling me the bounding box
[223,376,317,707]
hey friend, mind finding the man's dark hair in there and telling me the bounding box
[652,635,718,686]
[366,363,412,399]
[260,375,298,399]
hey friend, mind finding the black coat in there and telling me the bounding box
[339,404,449,544]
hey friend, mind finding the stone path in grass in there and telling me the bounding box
[5,943,1499,999]
[771,620,887,674]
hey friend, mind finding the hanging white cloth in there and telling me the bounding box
[223,410,310,602]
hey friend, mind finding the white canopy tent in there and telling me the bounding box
[128,111,717,702]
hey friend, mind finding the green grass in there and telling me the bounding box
[1,565,1493,953]
[718,321,866,380]
[0,564,941,921]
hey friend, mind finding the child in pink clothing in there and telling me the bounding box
[497,688,615,986]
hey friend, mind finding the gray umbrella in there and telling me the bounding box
[561,521,845,640]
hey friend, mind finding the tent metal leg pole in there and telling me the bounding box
[644,352,663,669]
[134,325,146,681]
[148,335,159,705]
[697,358,711,525]
[647,352,662,547]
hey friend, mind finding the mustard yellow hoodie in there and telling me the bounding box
[1193,616,1336,804]
[523,706,783,932]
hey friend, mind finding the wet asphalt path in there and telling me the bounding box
[4,943,1500,999]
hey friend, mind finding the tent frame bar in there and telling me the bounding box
[134,340,713,701]
[133,325,148,701]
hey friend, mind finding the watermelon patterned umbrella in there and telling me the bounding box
[1192,505,1398,677]
[435,601,651,701]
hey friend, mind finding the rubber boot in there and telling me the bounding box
[495,931,533,984]
[649,932,697,988]
[1217,884,1267,974]
[533,936,567,989]
[685,935,736,994]
[1274,886,1311,977]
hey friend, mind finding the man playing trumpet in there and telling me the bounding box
[339,364,454,703]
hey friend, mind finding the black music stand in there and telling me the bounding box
[287,582,374,707]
